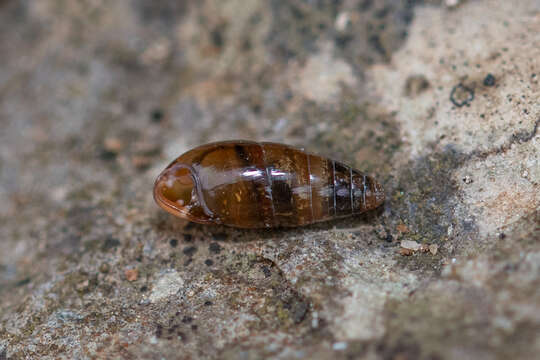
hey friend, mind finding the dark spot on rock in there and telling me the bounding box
[204,301,213,306]
[208,242,222,254]
[101,236,120,251]
[462,220,474,231]
[290,5,304,19]
[292,301,309,323]
[283,302,291,310]
[385,234,394,243]
[204,259,214,266]
[252,103,261,113]
[212,233,227,241]
[390,147,478,265]
[483,73,496,87]
[169,238,178,247]
[503,263,518,273]
[140,285,148,292]
[335,34,353,48]
[261,265,272,278]
[358,0,373,12]
[183,234,193,242]
[150,108,164,122]
[404,75,430,97]
[376,338,422,360]
[499,232,506,239]
[450,83,474,107]
[242,38,252,51]
[368,34,386,57]
[183,246,197,256]
[183,222,197,230]
[210,25,225,48]
[182,316,193,323]
[402,10,414,25]
[15,277,31,287]
[156,324,163,338]
[137,1,186,26]
[99,149,117,161]
[191,324,198,331]
[375,6,391,19]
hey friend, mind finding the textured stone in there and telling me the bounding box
[0,0,538,359]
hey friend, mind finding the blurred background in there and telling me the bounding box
[0,0,538,359]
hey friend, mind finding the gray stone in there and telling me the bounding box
[0,0,538,359]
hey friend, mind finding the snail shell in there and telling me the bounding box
[154,140,384,228]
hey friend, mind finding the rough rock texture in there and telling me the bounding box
[0,0,538,359]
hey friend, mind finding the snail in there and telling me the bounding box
[154,141,384,228]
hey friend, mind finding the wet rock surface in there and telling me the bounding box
[0,0,538,359]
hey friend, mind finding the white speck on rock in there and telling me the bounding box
[335,12,350,32]
[333,342,348,351]
[401,240,422,251]
[311,311,319,328]
[149,270,184,303]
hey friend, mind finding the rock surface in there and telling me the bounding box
[0,0,538,359]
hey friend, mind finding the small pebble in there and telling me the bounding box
[140,38,171,65]
[396,224,409,233]
[401,240,421,251]
[399,248,414,256]
[335,12,350,32]
[103,137,124,153]
[99,263,110,274]
[125,268,138,282]
[483,73,496,87]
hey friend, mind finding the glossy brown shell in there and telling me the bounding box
[153,140,385,228]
